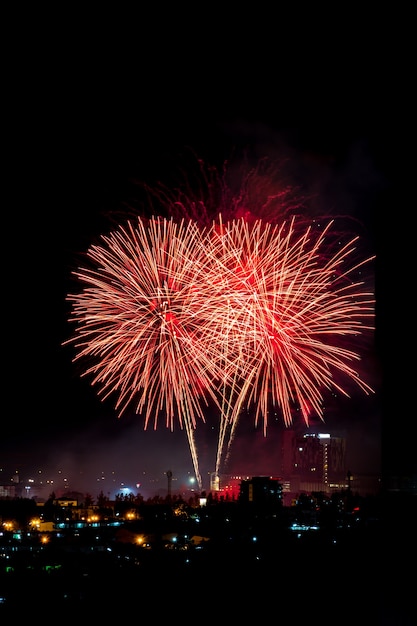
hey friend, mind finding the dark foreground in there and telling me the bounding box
[0,495,415,624]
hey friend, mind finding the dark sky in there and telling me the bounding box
[3,11,412,494]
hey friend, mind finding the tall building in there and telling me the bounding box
[281,430,347,499]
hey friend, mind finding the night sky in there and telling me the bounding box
[3,11,412,496]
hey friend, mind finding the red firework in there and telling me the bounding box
[65,157,375,483]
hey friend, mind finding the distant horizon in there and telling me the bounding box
[0,422,382,502]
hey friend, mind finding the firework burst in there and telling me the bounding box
[65,216,231,487]
[65,158,375,486]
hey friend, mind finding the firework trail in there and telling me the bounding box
[66,156,375,486]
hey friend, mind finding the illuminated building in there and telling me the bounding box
[281,430,347,498]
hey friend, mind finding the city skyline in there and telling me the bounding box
[1,423,380,501]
